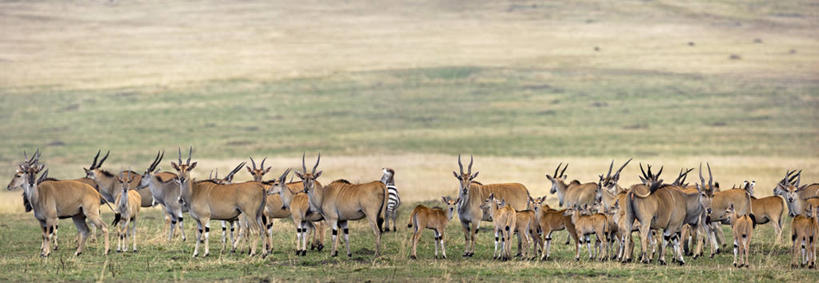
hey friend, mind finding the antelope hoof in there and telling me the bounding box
[133,249,138,253]
[659,259,667,265]
[116,249,122,253]
[575,257,580,262]
[347,253,352,258]
[468,252,474,257]
[332,251,338,257]
[384,227,390,232]
[410,255,417,260]
[442,255,447,259]
[678,260,685,266]
[203,252,209,257]
[317,244,324,251]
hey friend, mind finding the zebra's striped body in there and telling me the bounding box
[382,168,401,232]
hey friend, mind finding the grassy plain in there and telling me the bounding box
[1,0,818,281]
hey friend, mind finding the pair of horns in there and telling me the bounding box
[639,163,663,180]
[457,155,474,176]
[177,147,193,165]
[300,153,320,175]
[604,158,632,180]
[147,150,165,172]
[553,162,568,178]
[250,156,267,170]
[90,150,110,169]
[698,162,713,189]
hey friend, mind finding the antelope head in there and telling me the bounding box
[598,158,632,195]
[7,149,41,191]
[441,196,459,220]
[172,147,197,207]
[294,153,322,194]
[246,157,271,182]
[170,147,197,185]
[777,172,803,217]
[773,169,800,198]
[222,161,246,184]
[479,193,499,220]
[270,168,293,209]
[453,155,479,202]
[83,149,110,180]
[138,150,164,189]
[21,163,47,204]
[116,171,136,194]
[696,163,716,211]
[529,196,549,215]
[546,162,569,196]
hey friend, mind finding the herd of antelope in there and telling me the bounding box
[6,149,819,269]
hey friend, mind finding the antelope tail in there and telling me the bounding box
[407,208,418,228]
[101,197,121,226]
[625,191,637,233]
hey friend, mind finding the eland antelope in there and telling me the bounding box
[481,193,516,261]
[112,172,141,253]
[136,150,186,241]
[407,196,458,259]
[299,153,388,257]
[546,163,598,209]
[454,155,530,257]
[530,196,579,260]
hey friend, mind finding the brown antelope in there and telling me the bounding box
[530,196,579,260]
[790,206,817,268]
[113,172,141,253]
[731,181,785,244]
[20,159,113,257]
[453,155,530,257]
[512,209,540,260]
[481,193,516,261]
[623,164,688,265]
[6,150,98,248]
[698,163,751,257]
[407,196,459,259]
[566,205,609,261]
[299,153,388,257]
[173,148,269,257]
[267,168,326,256]
[547,163,598,208]
[135,150,185,242]
[597,159,632,210]
[723,202,754,268]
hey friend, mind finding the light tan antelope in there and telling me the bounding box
[480,193,516,261]
[268,168,326,256]
[724,202,754,268]
[246,157,271,182]
[566,205,609,261]
[299,153,388,257]
[790,206,817,268]
[20,160,113,257]
[173,148,269,257]
[135,150,186,241]
[513,209,540,260]
[453,155,530,257]
[547,163,598,208]
[731,181,785,244]
[113,172,141,253]
[530,196,579,260]
[407,196,459,259]
[623,164,688,265]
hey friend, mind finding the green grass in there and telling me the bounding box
[0,202,817,281]
[1,66,817,178]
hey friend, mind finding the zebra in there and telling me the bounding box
[381,168,400,232]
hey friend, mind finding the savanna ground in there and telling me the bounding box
[0,0,818,281]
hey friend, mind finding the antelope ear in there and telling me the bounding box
[246,166,253,173]
[470,172,479,180]
[171,162,180,171]
[188,162,197,170]
[452,171,459,179]
[562,174,568,179]
[294,171,304,179]
[264,167,272,174]
[545,174,553,181]
[314,171,323,179]
[441,196,449,203]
